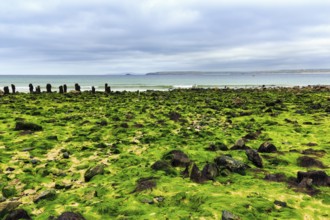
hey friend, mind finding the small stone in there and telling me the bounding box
[84,164,105,182]
[274,200,287,207]
[6,167,15,172]
[57,212,86,220]
[222,210,241,220]
[0,202,21,216]
[62,152,69,159]
[4,209,31,220]
[214,156,248,175]
[245,149,263,168]
[163,150,190,167]
[258,142,277,153]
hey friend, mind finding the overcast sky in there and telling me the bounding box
[1,0,330,75]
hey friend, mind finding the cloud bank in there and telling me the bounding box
[1,0,330,74]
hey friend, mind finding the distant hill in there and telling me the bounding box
[146,69,330,75]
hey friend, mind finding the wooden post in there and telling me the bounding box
[63,84,67,93]
[75,83,81,92]
[91,86,96,94]
[46,84,52,93]
[29,84,34,93]
[11,84,16,94]
[36,86,41,94]
[59,85,64,94]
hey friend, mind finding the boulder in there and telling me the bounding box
[245,149,263,168]
[205,142,228,151]
[33,190,56,203]
[57,212,86,220]
[214,156,248,175]
[132,177,157,193]
[163,150,190,167]
[0,202,21,217]
[297,171,329,186]
[231,138,250,150]
[84,164,105,182]
[5,209,31,220]
[264,173,287,182]
[182,162,203,183]
[201,163,218,180]
[14,122,42,131]
[151,160,174,175]
[297,156,325,168]
[258,142,277,153]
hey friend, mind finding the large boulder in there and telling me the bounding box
[297,156,325,168]
[163,150,190,167]
[214,156,248,175]
[0,202,21,217]
[201,163,219,180]
[258,142,277,153]
[84,164,105,182]
[245,149,263,168]
[297,171,329,186]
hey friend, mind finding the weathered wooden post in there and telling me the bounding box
[75,83,81,92]
[91,86,96,94]
[4,86,10,95]
[105,83,111,94]
[29,84,34,93]
[46,84,52,93]
[59,85,64,94]
[36,86,41,94]
[63,84,67,93]
[11,84,16,94]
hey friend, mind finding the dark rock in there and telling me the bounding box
[59,86,64,94]
[46,84,52,93]
[105,83,111,94]
[132,177,157,193]
[182,163,203,183]
[91,86,96,94]
[6,167,15,172]
[205,142,228,151]
[304,142,318,147]
[163,150,190,167]
[274,200,287,207]
[231,138,251,150]
[201,163,218,180]
[30,159,39,165]
[57,212,86,220]
[33,190,56,203]
[11,84,16,94]
[5,209,31,220]
[297,170,329,186]
[245,149,263,168]
[54,183,72,190]
[264,173,287,182]
[169,111,181,121]
[74,83,81,92]
[84,164,105,182]
[302,148,326,156]
[222,210,241,220]
[151,160,174,174]
[298,178,313,188]
[62,152,70,159]
[297,156,325,168]
[29,84,34,93]
[94,143,107,149]
[63,84,67,93]
[243,130,261,140]
[36,86,41,94]
[0,202,21,217]
[14,122,42,131]
[4,86,10,95]
[214,156,248,175]
[258,142,277,153]
[47,136,58,141]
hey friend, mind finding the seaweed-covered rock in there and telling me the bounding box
[4,86,10,95]
[84,164,105,182]
[258,142,277,153]
[201,162,218,180]
[33,190,56,203]
[297,170,329,186]
[243,130,261,140]
[182,162,203,183]
[264,173,287,182]
[214,156,248,175]
[14,122,42,131]
[5,209,31,220]
[46,84,52,93]
[297,156,325,168]
[274,200,287,207]
[231,138,250,150]
[222,210,241,220]
[132,177,157,193]
[29,84,34,93]
[163,150,190,167]
[205,142,228,151]
[151,160,174,175]
[168,111,181,121]
[245,149,263,168]
[0,202,21,217]
[57,212,86,220]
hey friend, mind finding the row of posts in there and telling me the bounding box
[2,83,111,94]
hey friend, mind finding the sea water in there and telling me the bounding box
[0,73,330,93]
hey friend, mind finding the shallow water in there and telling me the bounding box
[0,73,330,92]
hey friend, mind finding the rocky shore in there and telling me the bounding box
[0,87,329,219]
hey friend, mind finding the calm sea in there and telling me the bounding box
[0,73,330,93]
